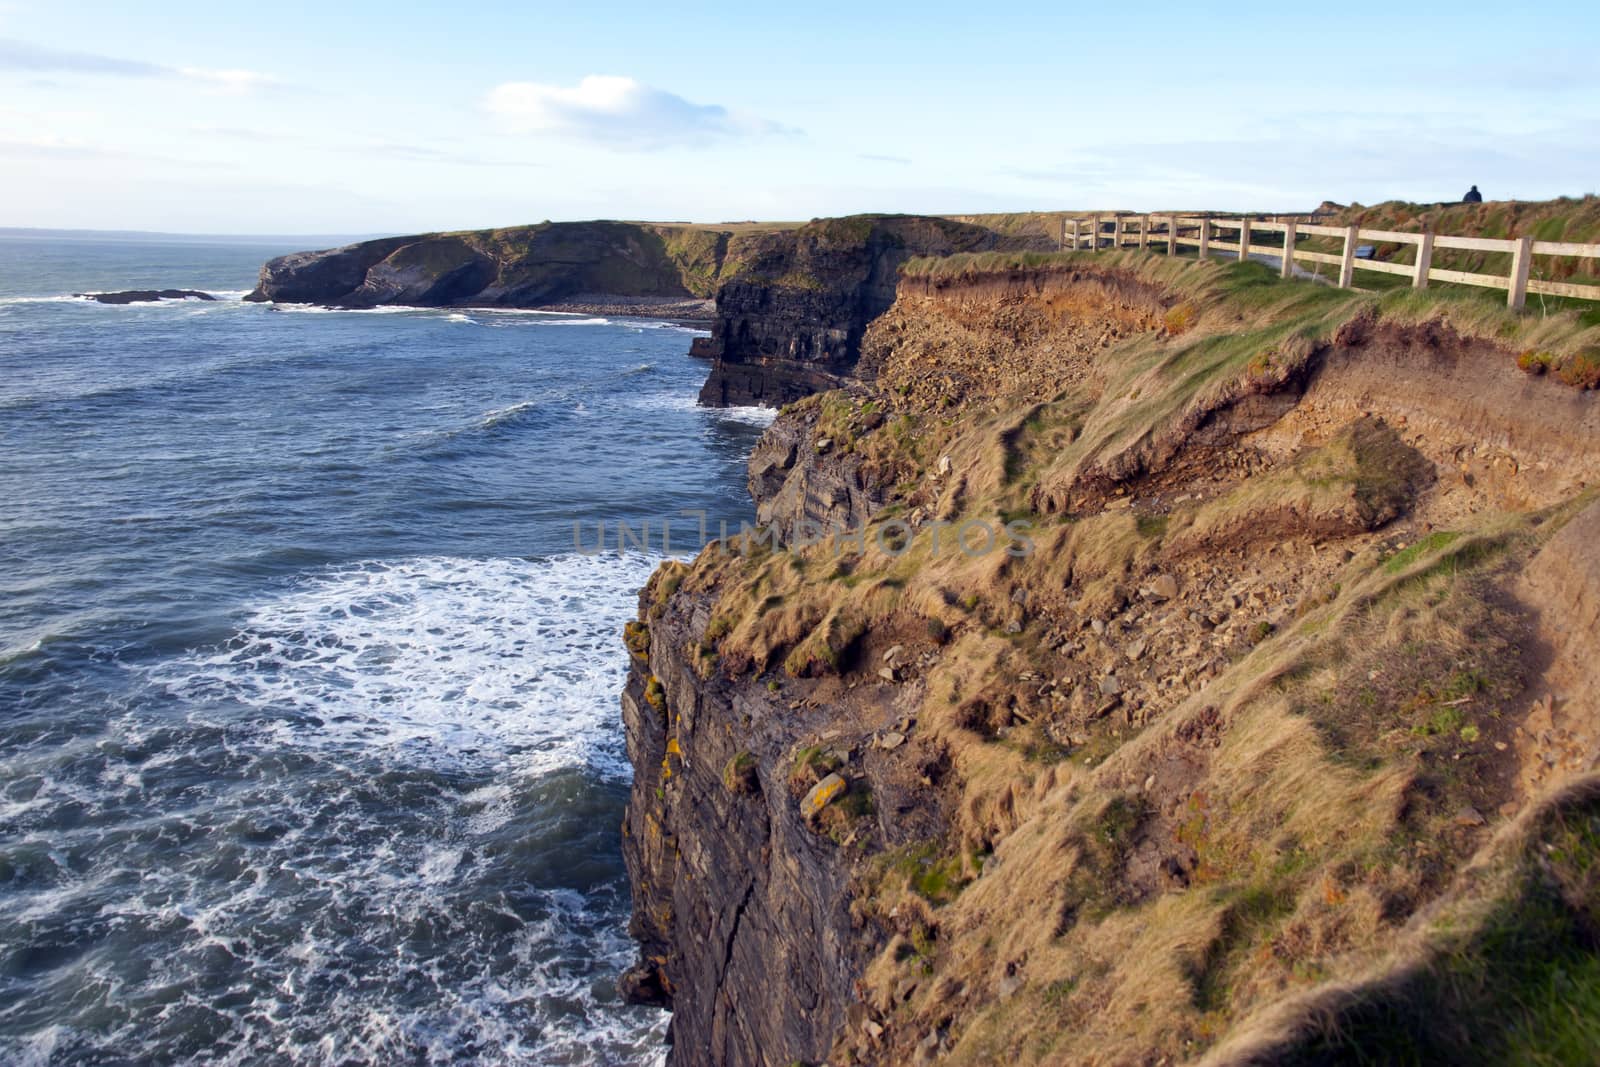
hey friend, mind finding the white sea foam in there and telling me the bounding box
[716,404,781,427]
[631,392,778,426]
[92,555,672,1055]
[146,553,662,778]
[619,319,712,335]
[0,294,81,305]
[267,304,425,316]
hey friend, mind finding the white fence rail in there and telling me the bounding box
[1062,214,1600,309]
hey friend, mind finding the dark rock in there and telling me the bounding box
[619,960,672,1008]
[243,221,729,308]
[620,503,951,1063]
[697,215,1041,408]
[244,237,411,303]
[76,289,217,304]
[620,592,869,1066]
[747,406,882,544]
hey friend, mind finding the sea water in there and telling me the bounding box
[0,233,770,1064]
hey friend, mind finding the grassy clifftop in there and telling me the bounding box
[636,249,1600,1065]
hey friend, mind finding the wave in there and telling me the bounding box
[267,304,427,316]
[715,405,781,427]
[620,320,712,336]
[0,295,83,306]
[630,392,778,427]
[0,553,672,1065]
[143,553,662,778]
[477,398,540,430]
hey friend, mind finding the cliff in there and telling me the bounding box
[695,216,1046,408]
[244,220,768,310]
[621,250,1600,1065]
[243,215,1049,404]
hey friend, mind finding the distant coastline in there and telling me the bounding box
[0,226,379,246]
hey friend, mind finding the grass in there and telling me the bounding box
[1382,531,1462,574]
[877,841,979,908]
[638,233,1600,1067]
[1269,784,1600,1066]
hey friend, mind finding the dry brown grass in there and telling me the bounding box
[646,248,1600,1066]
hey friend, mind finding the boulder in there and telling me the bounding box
[802,773,848,819]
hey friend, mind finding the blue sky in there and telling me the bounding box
[1,0,1596,234]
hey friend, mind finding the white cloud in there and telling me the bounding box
[484,74,792,147]
[0,38,276,94]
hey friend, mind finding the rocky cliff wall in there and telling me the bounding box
[621,253,1600,1066]
[695,217,1047,408]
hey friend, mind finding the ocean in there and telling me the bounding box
[0,234,771,1064]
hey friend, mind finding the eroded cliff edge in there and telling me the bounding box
[621,251,1600,1066]
[691,216,1039,408]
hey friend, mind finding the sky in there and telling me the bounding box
[1,0,1596,235]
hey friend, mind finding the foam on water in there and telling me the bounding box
[1,553,672,1064]
[477,398,542,430]
[0,238,760,1063]
[148,553,660,778]
[0,294,85,305]
[631,392,778,427]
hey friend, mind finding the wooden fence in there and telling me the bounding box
[1060,214,1600,309]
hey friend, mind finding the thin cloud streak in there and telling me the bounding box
[484,74,796,148]
[0,37,278,94]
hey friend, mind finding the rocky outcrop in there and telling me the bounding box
[745,401,885,543]
[696,216,1045,408]
[75,289,216,304]
[618,577,878,1066]
[244,222,735,309]
[245,237,412,304]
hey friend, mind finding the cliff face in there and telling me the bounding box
[618,570,880,1064]
[622,251,1600,1066]
[695,216,1045,408]
[245,221,738,309]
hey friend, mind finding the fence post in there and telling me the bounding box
[1139,215,1150,251]
[1094,215,1104,251]
[1238,218,1252,263]
[1508,236,1533,309]
[1058,217,1065,252]
[1117,215,1128,251]
[1198,218,1211,260]
[1338,224,1359,288]
[1168,216,1178,257]
[1281,221,1297,278]
[1071,219,1081,250]
[1413,231,1434,290]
